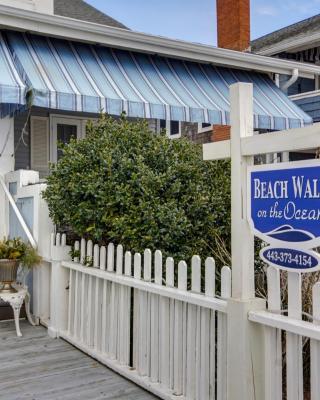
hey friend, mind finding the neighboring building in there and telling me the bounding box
[252,14,320,124]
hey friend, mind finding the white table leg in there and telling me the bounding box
[8,297,24,337]
[25,291,37,326]
[13,306,22,337]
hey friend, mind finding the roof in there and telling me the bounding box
[54,0,128,29]
[252,14,320,54]
[251,14,320,55]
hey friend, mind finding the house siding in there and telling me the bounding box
[293,96,320,122]
[14,108,101,171]
[14,109,214,172]
[14,111,30,170]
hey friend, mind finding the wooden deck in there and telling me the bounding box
[0,320,158,400]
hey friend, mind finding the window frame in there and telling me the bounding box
[197,122,213,133]
[49,115,87,163]
[158,119,182,139]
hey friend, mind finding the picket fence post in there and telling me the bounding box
[48,233,72,338]
[226,83,266,400]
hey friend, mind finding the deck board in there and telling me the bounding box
[0,320,157,400]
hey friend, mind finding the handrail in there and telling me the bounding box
[249,310,320,341]
[0,175,37,248]
[62,260,228,313]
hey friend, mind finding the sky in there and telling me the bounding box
[86,0,320,46]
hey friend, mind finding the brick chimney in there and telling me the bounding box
[216,0,250,52]
[210,0,250,143]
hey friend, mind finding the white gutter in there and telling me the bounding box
[0,5,319,79]
[281,68,299,91]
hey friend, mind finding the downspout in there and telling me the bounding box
[280,68,299,92]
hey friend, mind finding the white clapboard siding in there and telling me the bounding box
[55,234,231,400]
[30,116,50,178]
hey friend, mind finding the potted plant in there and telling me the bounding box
[0,238,42,293]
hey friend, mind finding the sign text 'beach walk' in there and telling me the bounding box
[248,160,320,272]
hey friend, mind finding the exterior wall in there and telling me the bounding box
[293,96,320,123]
[279,74,316,96]
[212,125,230,142]
[14,108,101,171]
[0,0,54,13]
[14,112,30,171]
[287,77,315,96]
[14,109,216,173]
[181,122,213,144]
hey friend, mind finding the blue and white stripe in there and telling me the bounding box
[4,31,312,129]
[0,32,26,117]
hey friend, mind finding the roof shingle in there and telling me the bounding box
[251,14,320,53]
[54,0,128,30]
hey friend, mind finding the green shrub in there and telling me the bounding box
[43,116,231,263]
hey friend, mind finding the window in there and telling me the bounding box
[56,124,78,160]
[50,116,86,163]
[159,120,181,138]
[198,122,212,133]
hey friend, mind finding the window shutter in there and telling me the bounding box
[30,116,49,178]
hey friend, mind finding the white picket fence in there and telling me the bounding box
[249,268,320,400]
[50,233,231,400]
[41,233,320,400]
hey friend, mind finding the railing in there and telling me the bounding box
[44,233,320,400]
[249,266,320,400]
[51,233,231,400]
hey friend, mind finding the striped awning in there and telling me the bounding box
[0,33,26,117]
[4,31,312,130]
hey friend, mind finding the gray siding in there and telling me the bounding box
[293,96,320,122]
[14,112,30,170]
[14,108,101,171]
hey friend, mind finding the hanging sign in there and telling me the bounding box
[248,160,320,272]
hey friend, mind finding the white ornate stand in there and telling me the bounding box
[0,283,36,337]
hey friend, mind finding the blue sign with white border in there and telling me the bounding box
[248,160,320,272]
[260,246,320,273]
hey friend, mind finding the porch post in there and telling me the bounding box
[48,235,71,338]
[230,82,254,300]
[0,117,14,238]
[227,83,266,400]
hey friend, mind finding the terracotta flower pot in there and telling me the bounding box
[0,259,19,293]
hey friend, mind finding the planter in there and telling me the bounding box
[0,259,19,293]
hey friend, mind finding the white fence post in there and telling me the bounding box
[227,83,266,400]
[48,233,72,338]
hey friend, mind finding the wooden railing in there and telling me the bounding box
[50,233,231,400]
